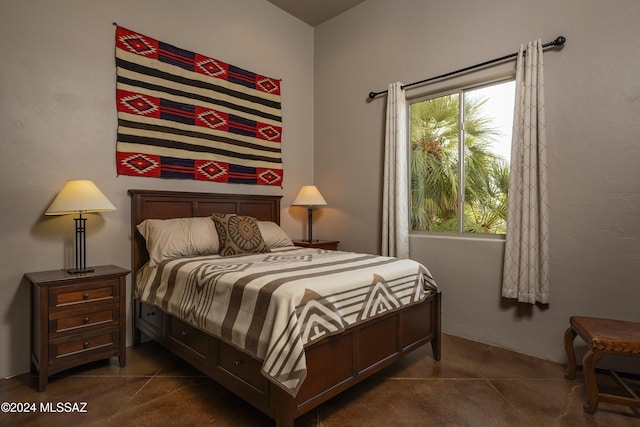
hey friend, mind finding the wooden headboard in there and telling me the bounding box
[128,189,282,277]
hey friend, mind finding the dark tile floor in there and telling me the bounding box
[1,334,638,426]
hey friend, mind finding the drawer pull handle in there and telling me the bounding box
[233,359,243,367]
[83,293,90,300]
[83,341,90,349]
[181,330,187,337]
[146,311,156,316]
[83,317,90,324]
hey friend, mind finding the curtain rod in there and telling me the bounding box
[368,36,566,99]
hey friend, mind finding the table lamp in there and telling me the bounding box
[45,180,116,274]
[292,185,327,242]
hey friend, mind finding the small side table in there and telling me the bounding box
[292,240,340,251]
[25,265,130,391]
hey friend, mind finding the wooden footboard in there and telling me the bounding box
[129,189,442,426]
[135,290,440,426]
[279,290,441,424]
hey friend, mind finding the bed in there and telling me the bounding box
[129,189,441,426]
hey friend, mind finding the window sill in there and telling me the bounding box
[410,231,506,242]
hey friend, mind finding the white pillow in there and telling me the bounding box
[137,217,220,266]
[257,221,294,248]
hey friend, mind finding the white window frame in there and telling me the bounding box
[408,76,515,238]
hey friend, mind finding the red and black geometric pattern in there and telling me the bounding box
[116,152,283,185]
[115,26,283,186]
[117,152,161,177]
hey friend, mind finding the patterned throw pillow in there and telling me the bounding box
[211,213,270,256]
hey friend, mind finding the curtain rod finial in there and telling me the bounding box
[555,36,566,46]
[368,91,377,99]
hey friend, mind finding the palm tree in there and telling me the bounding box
[411,93,508,233]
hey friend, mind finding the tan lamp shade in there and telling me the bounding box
[292,185,327,242]
[46,180,116,215]
[291,185,327,207]
[45,180,115,274]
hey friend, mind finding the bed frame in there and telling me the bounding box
[129,189,441,426]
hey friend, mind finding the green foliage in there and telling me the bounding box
[410,92,509,234]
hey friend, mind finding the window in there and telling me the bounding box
[410,79,515,234]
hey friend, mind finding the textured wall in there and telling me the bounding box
[313,0,640,365]
[3,0,639,379]
[0,0,314,378]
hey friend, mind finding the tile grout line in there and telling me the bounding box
[484,376,534,421]
[105,369,161,423]
[104,370,213,421]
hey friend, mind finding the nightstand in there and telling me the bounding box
[25,265,130,391]
[292,240,340,251]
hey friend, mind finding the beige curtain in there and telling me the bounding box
[381,82,409,258]
[502,40,550,304]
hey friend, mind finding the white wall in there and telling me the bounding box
[314,0,640,365]
[0,0,314,378]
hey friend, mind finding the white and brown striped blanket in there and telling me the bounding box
[135,247,437,396]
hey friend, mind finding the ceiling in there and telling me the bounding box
[266,0,366,26]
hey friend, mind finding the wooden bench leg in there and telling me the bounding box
[564,327,577,380]
[582,347,603,413]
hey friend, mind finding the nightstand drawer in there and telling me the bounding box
[49,327,119,365]
[50,305,119,336]
[49,279,120,310]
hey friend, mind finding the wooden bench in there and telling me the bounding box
[564,316,640,413]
